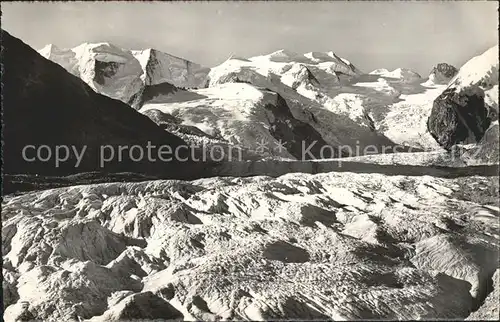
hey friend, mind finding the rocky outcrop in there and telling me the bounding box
[2,29,206,178]
[461,122,500,165]
[427,86,491,149]
[142,109,217,139]
[263,94,338,159]
[428,63,458,85]
[427,45,498,156]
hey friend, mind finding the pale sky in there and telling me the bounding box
[2,1,498,75]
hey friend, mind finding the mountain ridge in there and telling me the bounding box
[2,29,206,179]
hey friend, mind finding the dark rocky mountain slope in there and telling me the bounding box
[1,30,206,179]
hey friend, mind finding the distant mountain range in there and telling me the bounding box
[2,28,499,322]
[2,28,497,180]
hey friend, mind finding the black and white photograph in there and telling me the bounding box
[1,1,499,321]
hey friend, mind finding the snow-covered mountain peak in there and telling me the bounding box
[304,51,351,65]
[370,67,421,81]
[39,42,209,104]
[370,68,390,74]
[197,82,279,103]
[449,45,499,90]
[80,41,116,49]
[254,49,301,62]
[209,49,360,89]
[305,51,334,62]
[330,52,353,66]
[39,43,81,75]
[427,44,499,152]
[87,43,136,63]
[131,48,208,87]
[249,49,360,74]
[131,47,153,56]
[38,43,58,58]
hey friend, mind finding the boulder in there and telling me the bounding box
[427,86,491,149]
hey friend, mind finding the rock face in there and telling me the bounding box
[427,86,491,149]
[132,48,208,88]
[128,81,207,109]
[429,63,458,85]
[2,172,499,321]
[2,29,204,178]
[427,46,498,150]
[262,93,335,159]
